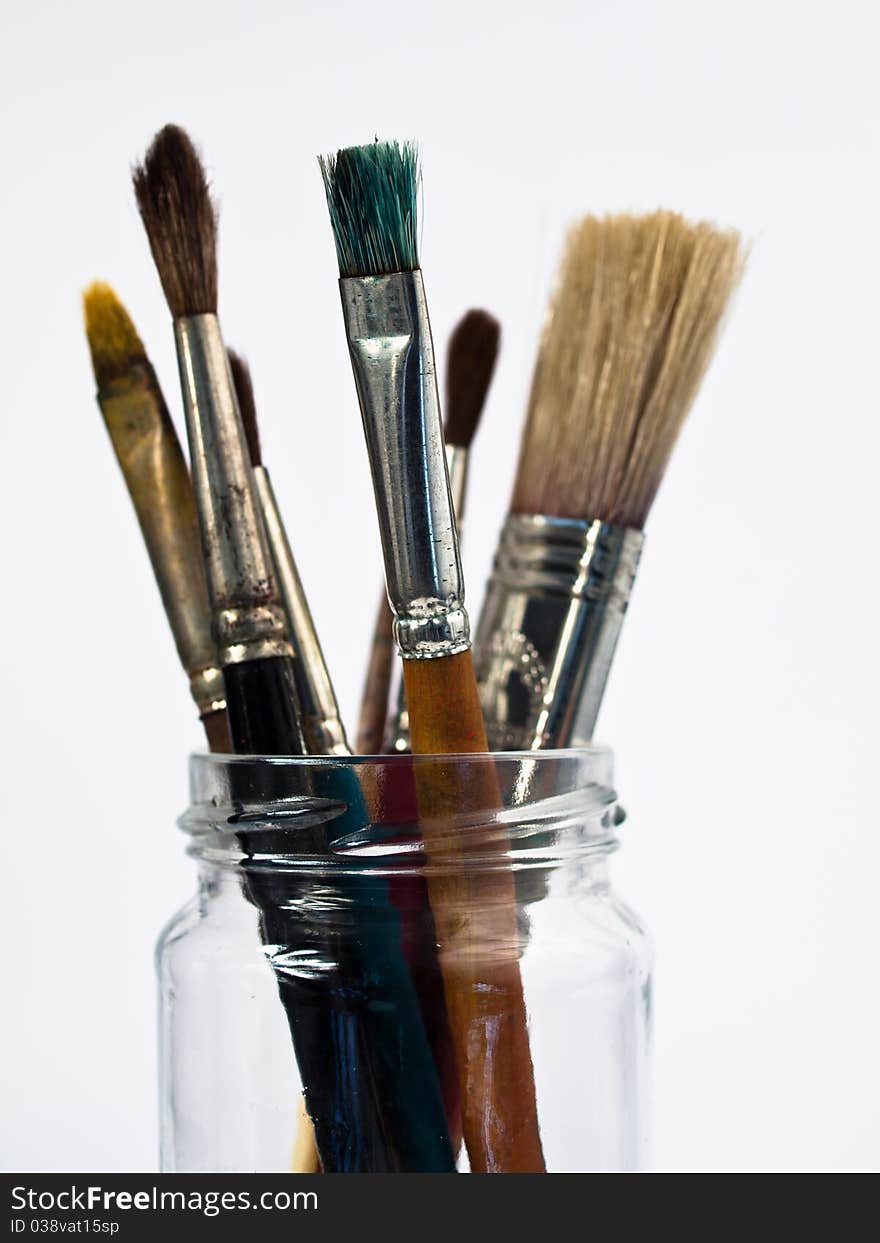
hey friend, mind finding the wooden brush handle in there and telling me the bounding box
[404,650,546,1173]
[356,592,396,754]
[201,706,233,754]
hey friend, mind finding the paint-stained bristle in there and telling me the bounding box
[319,141,419,277]
[444,309,500,449]
[132,124,218,318]
[512,212,745,529]
[83,282,147,388]
[228,350,261,467]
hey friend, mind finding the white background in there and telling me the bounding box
[1,0,877,1174]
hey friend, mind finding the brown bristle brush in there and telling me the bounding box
[132,124,307,757]
[474,210,746,749]
[320,139,544,1173]
[83,282,231,752]
[357,307,501,755]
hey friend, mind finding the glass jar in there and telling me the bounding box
[157,749,651,1173]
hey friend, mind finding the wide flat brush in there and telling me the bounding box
[83,282,230,753]
[132,124,394,1172]
[474,212,745,747]
[320,140,544,1172]
[228,350,457,1171]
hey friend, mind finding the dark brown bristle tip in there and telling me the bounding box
[227,350,261,467]
[132,124,218,319]
[444,309,501,448]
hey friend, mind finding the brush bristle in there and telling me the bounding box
[227,350,261,467]
[132,124,218,318]
[83,282,148,388]
[511,212,745,529]
[444,309,500,449]
[319,140,419,277]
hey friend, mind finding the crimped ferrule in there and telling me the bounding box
[339,271,469,660]
[174,315,292,667]
[473,515,644,749]
[188,664,227,718]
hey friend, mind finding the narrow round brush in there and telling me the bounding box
[132,125,398,1173]
[475,211,746,748]
[83,282,230,753]
[380,308,501,754]
[229,351,348,756]
[132,124,304,757]
[320,141,544,1173]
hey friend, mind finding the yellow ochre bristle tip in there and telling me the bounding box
[83,282,147,387]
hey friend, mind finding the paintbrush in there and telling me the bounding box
[132,126,304,757]
[228,351,348,756]
[320,139,544,1172]
[227,348,456,1172]
[366,310,500,1154]
[381,308,500,754]
[132,124,406,1173]
[83,282,231,753]
[474,211,745,748]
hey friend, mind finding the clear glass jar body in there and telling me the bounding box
[157,750,651,1173]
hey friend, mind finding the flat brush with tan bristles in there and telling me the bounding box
[474,210,745,749]
[83,282,230,753]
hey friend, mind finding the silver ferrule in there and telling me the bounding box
[174,315,292,666]
[382,440,470,750]
[339,271,469,660]
[473,514,644,750]
[253,465,350,756]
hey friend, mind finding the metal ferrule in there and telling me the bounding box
[253,465,350,756]
[383,441,470,751]
[174,315,292,667]
[339,271,469,660]
[473,514,645,750]
[188,664,227,717]
[445,444,469,527]
[97,364,226,717]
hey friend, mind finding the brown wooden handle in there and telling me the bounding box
[404,650,546,1173]
[201,706,233,754]
[356,593,396,755]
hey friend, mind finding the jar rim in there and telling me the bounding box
[188,744,614,766]
[182,746,622,871]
